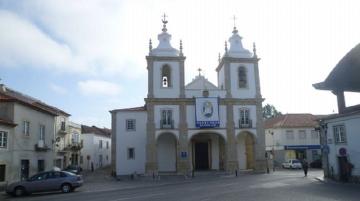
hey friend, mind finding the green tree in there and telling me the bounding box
[262,104,282,119]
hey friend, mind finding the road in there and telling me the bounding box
[2,170,360,201]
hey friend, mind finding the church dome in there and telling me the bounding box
[227,27,252,58]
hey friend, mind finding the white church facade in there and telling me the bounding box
[111,18,266,176]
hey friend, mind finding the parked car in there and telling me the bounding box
[64,165,83,175]
[282,159,302,169]
[6,171,83,197]
[310,159,322,168]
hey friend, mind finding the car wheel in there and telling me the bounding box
[61,183,72,193]
[14,186,26,197]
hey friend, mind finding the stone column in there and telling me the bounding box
[335,90,345,113]
[177,102,190,174]
[225,102,238,172]
[145,102,157,174]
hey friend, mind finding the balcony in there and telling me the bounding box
[58,128,68,135]
[64,142,83,151]
[35,140,50,152]
[239,119,253,129]
[160,120,174,129]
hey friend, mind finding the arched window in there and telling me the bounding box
[238,66,247,88]
[162,65,171,87]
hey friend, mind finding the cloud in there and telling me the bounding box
[49,83,68,95]
[78,80,121,96]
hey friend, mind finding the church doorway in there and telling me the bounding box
[194,142,209,170]
[237,131,255,170]
[157,133,177,172]
[190,133,225,171]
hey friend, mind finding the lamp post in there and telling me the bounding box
[271,131,275,171]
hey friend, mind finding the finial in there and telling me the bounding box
[197,68,202,76]
[218,53,221,63]
[149,39,152,53]
[225,41,228,54]
[253,42,257,58]
[232,15,238,34]
[161,13,168,32]
[179,40,183,56]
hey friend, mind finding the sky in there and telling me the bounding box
[1,0,360,128]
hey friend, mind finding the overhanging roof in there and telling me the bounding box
[313,43,360,92]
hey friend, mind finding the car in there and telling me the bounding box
[310,159,322,168]
[282,159,302,169]
[64,165,83,175]
[5,170,83,197]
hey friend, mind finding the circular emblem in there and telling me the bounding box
[202,101,213,118]
[339,147,347,156]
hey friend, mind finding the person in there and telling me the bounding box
[302,159,309,177]
[345,161,354,182]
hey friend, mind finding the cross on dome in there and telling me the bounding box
[162,13,168,32]
[197,68,202,76]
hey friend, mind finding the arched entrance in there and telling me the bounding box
[189,133,226,171]
[237,131,255,170]
[157,133,177,172]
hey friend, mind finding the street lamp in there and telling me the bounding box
[271,131,275,171]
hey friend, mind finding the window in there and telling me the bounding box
[238,66,247,88]
[106,141,109,149]
[39,125,45,141]
[311,130,319,139]
[23,121,30,136]
[80,156,83,164]
[99,140,103,149]
[312,150,319,160]
[127,148,135,160]
[72,132,80,143]
[333,125,346,143]
[286,130,294,140]
[126,119,136,131]
[240,108,250,124]
[106,155,109,161]
[161,109,173,128]
[0,164,5,182]
[162,65,171,87]
[61,121,66,131]
[0,131,8,148]
[37,160,45,172]
[298,130,306,139]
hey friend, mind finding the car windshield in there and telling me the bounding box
[62,171,76,176]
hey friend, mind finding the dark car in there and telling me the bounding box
[6,171,83,196]
[64,165,83,175]
[310,159,322,168]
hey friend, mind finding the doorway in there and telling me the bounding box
[20,160,29,180]
[195,142,209,170]
[338,156,349,182]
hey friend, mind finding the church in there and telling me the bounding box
[111,17,266,176]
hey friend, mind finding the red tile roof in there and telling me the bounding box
[0,85,69,116]
[110,106,146,113]
[81,125,111,137]
[264,114,321,129]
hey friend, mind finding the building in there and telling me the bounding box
[0,84,69,187]
[313,43,360,182]
[111,18,266,177]
[80,125,111,171]
[264,114,321,166]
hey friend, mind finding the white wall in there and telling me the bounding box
[325,114,360,177]
[230,63,256,99]
[153,61,180,98]
[116,111,147,175]
[80,133,111,170]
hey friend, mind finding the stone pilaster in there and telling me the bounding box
[254,100,266,172]
[146,57,154,98]
[177,103,190,174]
[225,102,238,172]
[224,60,232,98]
[179,59,185,98]
[145,103,157,174]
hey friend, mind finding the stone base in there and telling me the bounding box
[145,162,158,175]
[177,160,190,174]
[226,160,239,173]
[254,159,267,173]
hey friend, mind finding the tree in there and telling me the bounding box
[262,104,282,119]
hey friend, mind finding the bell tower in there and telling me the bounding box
[146,14,186,99]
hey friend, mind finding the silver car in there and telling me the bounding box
[6,171,83,196]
